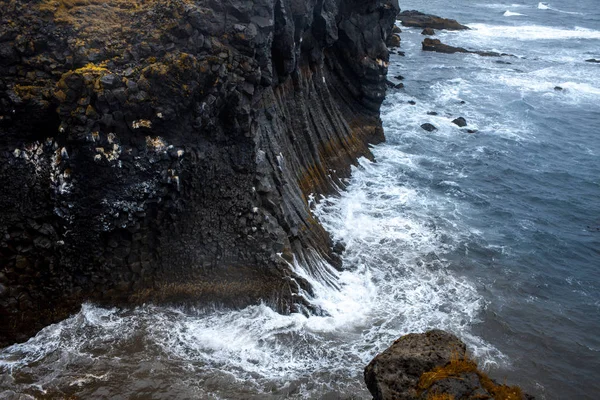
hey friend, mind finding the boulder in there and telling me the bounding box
[421,28,435,36]
[452,117,467,127]
[392,25,402,34]
[398,10,469,30]
[364,330,533,400]
[422,38,512,57]
[585,58,600,63]
[387,34,401,48]
[421,123,437,132]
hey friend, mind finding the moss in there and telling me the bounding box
[418,355,524,400]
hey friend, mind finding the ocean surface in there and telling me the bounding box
[1,1,599,399]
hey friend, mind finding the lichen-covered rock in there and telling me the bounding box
[0,0,399,346]
[364,330,533,400]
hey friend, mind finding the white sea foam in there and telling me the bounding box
[538,2,583,14]
[468,24,600,40]
[0,149,504,397]
[503,10,525,17]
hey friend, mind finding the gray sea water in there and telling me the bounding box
[1,1,599,399]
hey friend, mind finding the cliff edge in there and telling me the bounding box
[0,0,399,346]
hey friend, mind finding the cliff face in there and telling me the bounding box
[0,0,398,346]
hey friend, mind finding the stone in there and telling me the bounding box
[452,117,467,127]
[398,10,469,30]
[422,38,513,58]
[387,34,401,48]
[364,330,466,400]
[421,28,435,36]
[421,123,437,132]
[364,330,533,400]
[427,111,438,116]
[585,58,600,63]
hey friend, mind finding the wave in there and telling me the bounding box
[504,10,525,17]
[468,23,600,40]
[538,2,583,15]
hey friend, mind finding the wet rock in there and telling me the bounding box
[554,86,564,91]
[394,75,405,80]
[421,123,437,132]
[421,28,435,36]
[387,34,401,48]
[364,330,465,399]
[422,38,513,58]
[408,100,416,105]
[398,10,469,31]
[452,117,467,127]
[392,25,402,34]
[467,129,478,134]
[585,58,600,63]
[427,111,438,116]
[364,330,533,400]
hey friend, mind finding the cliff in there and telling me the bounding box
[0,0,399,345]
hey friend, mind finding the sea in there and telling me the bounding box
[1,1,599,399]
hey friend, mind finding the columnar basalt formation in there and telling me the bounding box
[0,0,399,345]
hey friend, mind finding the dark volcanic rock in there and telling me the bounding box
[364,330,465,400]
[423,38,512,58]
[421,123,437,132]
[421,28,435,36]
[585,58,600,63]
[452,117,467,127]
[387,34,401,48]
[364,330,533,400]
[0,0,399,346]
[398,10,469,31]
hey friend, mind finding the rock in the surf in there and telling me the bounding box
[392,25,402,34]
[421,28,435,35]
[387,34,401,48]
[421,123,437,132]
[422,38,512,58]
[364,330,533,400]
[397,10,469,30]
[452,117,467,127]
[585,58,600,63]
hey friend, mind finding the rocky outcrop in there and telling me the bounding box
[423,38,512,58]
[398,10,469,31]
[364,330,532,400]
[585,58,600,63]
[0,0,399,346]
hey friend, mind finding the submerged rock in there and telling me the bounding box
[452,117,467,127]
[585,58,600,63]
[421,28,435,36]
[421,123,437,132]
[364,330,533,400]
[398,10,469,31]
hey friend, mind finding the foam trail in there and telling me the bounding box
[538,2,583,14]
[468,24,600,40]
[504,11,525,17]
